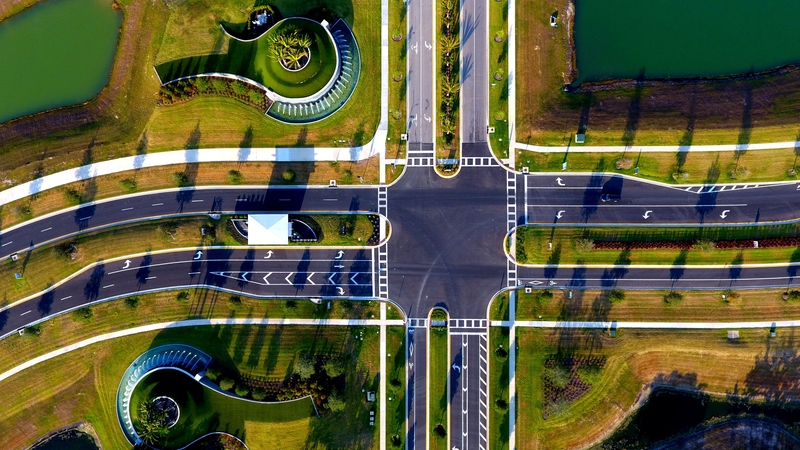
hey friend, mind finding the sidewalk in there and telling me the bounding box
[0,140,385,208]
[516,140,800,153]
[0,317,404,384]
[498,319,800,329]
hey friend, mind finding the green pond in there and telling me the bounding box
[573,0,800,85]
[31,429,99,450]
[0,0,122,124]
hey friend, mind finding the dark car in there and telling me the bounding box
[600,192,620,203]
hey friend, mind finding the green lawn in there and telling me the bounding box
[131,369,316,448]
[488,0,509,160]
[516,225,800,266]
[386,325,407,448]
[517,147,800,184]
[429,325,449,450]
[0,324,380,449]
[386,0,407,160]
[489,327,510,450]
[489,291,510,322]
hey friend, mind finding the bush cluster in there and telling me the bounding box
[157,76,272,113]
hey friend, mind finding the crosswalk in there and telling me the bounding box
[377,186,389,299]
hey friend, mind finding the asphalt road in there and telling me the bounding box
[460,0,489,147]
[0,186,378,260]
[406,0,435,145]
[449,325,489,450]
[406,322,428,450]
[0,248,374,339]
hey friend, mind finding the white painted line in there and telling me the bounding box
[323,198,338,201]
[235,198,246,202]
[102,284,115,289]
[535,203,748,208]
[20,310,31,316]
[121,207,134,211]
[60,296,72,301]
[1,241,12,247]
[145,276,157,280]
[151,203,164,207]
[190,199,204,203]
[78,217,92,221]
[188,272,200,275]
[40,227,52,232]
[279,199,290,201]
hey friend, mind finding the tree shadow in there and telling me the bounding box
[696,155,720,223]
[735,78,754,166]
[37,289,55,316]
[580,159,605,222]
[676,89,696,171]
[293,249,312,292]
[83,264,106,300]
[728,250,744,285]
[669,250,688,286]
[621,70,645,149]
[543,243,561,279]
[577,93,592,136]
[237,126,253,165]
[237,248,256,288]
[185,122,201,150]
[135,254,153,287]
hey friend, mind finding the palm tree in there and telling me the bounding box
[440,116,456,135]
[441,76,460,98]
[284,48,305,69]
[440,35,459,55]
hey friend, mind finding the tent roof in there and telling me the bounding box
[247,214,289,245]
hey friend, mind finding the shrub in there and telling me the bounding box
[574,238,595,253]
[615,157,634,170]
[227,170,243,185]
[25,324,43,336]
[323,357,346,378]
[341,169,354,184]
[544,364,571,389]
[294,354,316,379]
[125,296,140,308]
[228,295,242,310]
[73,307,93,321]
[231,81,247,95]
[251,387,267,401]
[391,435,402,447]
[434,424,446,437]
[327,392,347,412]
[537,290,554,302]
[495,346,508,360]
[664,291,684,304]
[430,308,448,321]
[53,242,77,261]
[235,385,250,397]
[694,240,715,252]
[493,398,509,413]
[285,299,298,309]
[787,290,800,302]
[119,178,137,192]
[205,366,221,382]
[247,89,264,104]
[219,378,235,391]
[722,289,741,303]
[576,364,602,385]
[176,291,190,302]
[607,290,625,304]
[212,79,228,92]
[159,222,179,240]
[64,188,82,205]
[282,169,296,182]
[195,77,209,92]
[172,171,191,187]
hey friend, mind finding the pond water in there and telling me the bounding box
[31,429,99,450]
[573,0,800,85]
[0,0,122,124]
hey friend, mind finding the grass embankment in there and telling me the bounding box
[387,0,407,161]
[0,0,380,197]
[517,147,800,184]
[0,321,381,449]
[489,327,510,450]
[515,0,800,149]
[515,328,800,449]
[386,325,407,448]
[4,214,377,305]
[490,291,510,322]
[1,156,380,231]
[515,225,800,266]
[429,319,449,450]
[516,288,800,322]
[488,0,509,160]
[435,0,460,171]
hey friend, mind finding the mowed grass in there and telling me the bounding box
[488,0,509,160]
[429,325,449,450]
[515,288,800,322]
[489,327,510,450]
[0,157,380,231]
[387,0,407,161]
[0,322,381,449]
[515,327,800,449]
[490,291,510,322]
[386,325,407,448]
[515,225,800,266]
[517,147,800,184]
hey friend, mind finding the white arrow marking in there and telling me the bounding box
[336,287,345,295]
[263,273,272,284]
[453,447,460,450]
[335,250,344,259]
[194,251,202,260]
[307,272,315,285]
[556,210,565,219]
[350,273,359,285]
[796,184,800,190]
[409,343,414,357]
[409,362,414,370]
[643,210,653,219]
[285,272,294,284]
[463,385,468,392]
[720,209,730,219]
[424,114,431,123]
[264,250,273,259]
[424,40,432,50]
[549,281,557,286]
[555,177,565,186]
[529,280,543,285]
[122,260,131,269]
[329,273,337,284]
[241,272,249,281]
[411,42,418,54]
[452,364,461,373]
[334,264,345,269]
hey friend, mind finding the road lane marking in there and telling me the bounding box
[78,216,92,221]
[20,310,31,316]
[60,296,72,301]
[1,242,12,247]
[151,203,164,206]
[145,276,157,280]
[102,284,115,289]
[279,199,290,201]
[41,227,52,232]
[121,207,134,211]
[235,198,246,202]
[323,198,338,201]
[534,203,747,208]
[188,272,200,275]
[191,199,204,203]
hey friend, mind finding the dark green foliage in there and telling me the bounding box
[235,385,250,397]
[326,391,347,412]
[251,387,267,401]
[294,354,316,380]
[228,295,242,310]
[608,290,625,304]
[323,357,346,378]
[73,306,93,321]
[227,169,243,184]
[172,171,191,187]
[664,291,684,304]
[430,308,448,321]
[64,188,82,205]
[176,291,190,302]
[53,242,77,261]
[135,400,170,444]
[205,366,221,382]
[282,169,296,182]
[219,378,235,391]
[120,178,137,192]
[125,295,140,308]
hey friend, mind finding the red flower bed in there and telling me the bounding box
[592,236,800,251]
[541,355,605,419]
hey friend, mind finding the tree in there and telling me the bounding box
[136,400,170,445]
[327,391,347,412]
[294,354,316,379]
[441,76,460,98]
[252,387,267,401]
[440,34,459,55]
[125,296,140,308]
[176,291,190,302]
[323,357,346,378]
[231,81,247,96]
[235,385,250,397]
[219,378,235,391]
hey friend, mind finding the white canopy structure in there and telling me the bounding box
[247,214,289,245]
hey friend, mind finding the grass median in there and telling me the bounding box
[489,327,510,450]
[488,0,509,160]
[387,0,407,161]
[0,320,381,449]
[515,225,800,266]
[515,328,800,449]
[3,214,378,305]
[429,315,449,450]
[386,325,407,448]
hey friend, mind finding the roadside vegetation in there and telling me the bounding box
[515,225,800,266]
[515,328,800,449]
[488,0,509,160]
[3,214,379,305]
[0,321,382,449]
[0,0,380,197]
[386,326,407,448]
[387,0,408,161]
[489,327,510,450]
[429,309,449,450]
[436,0,460,172]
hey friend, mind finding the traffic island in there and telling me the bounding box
[428,308,449,450]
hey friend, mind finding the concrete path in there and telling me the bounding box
[507,0,517,168]
[516,140,800,153]
[494,319,800,329]
[0,317,403,384]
